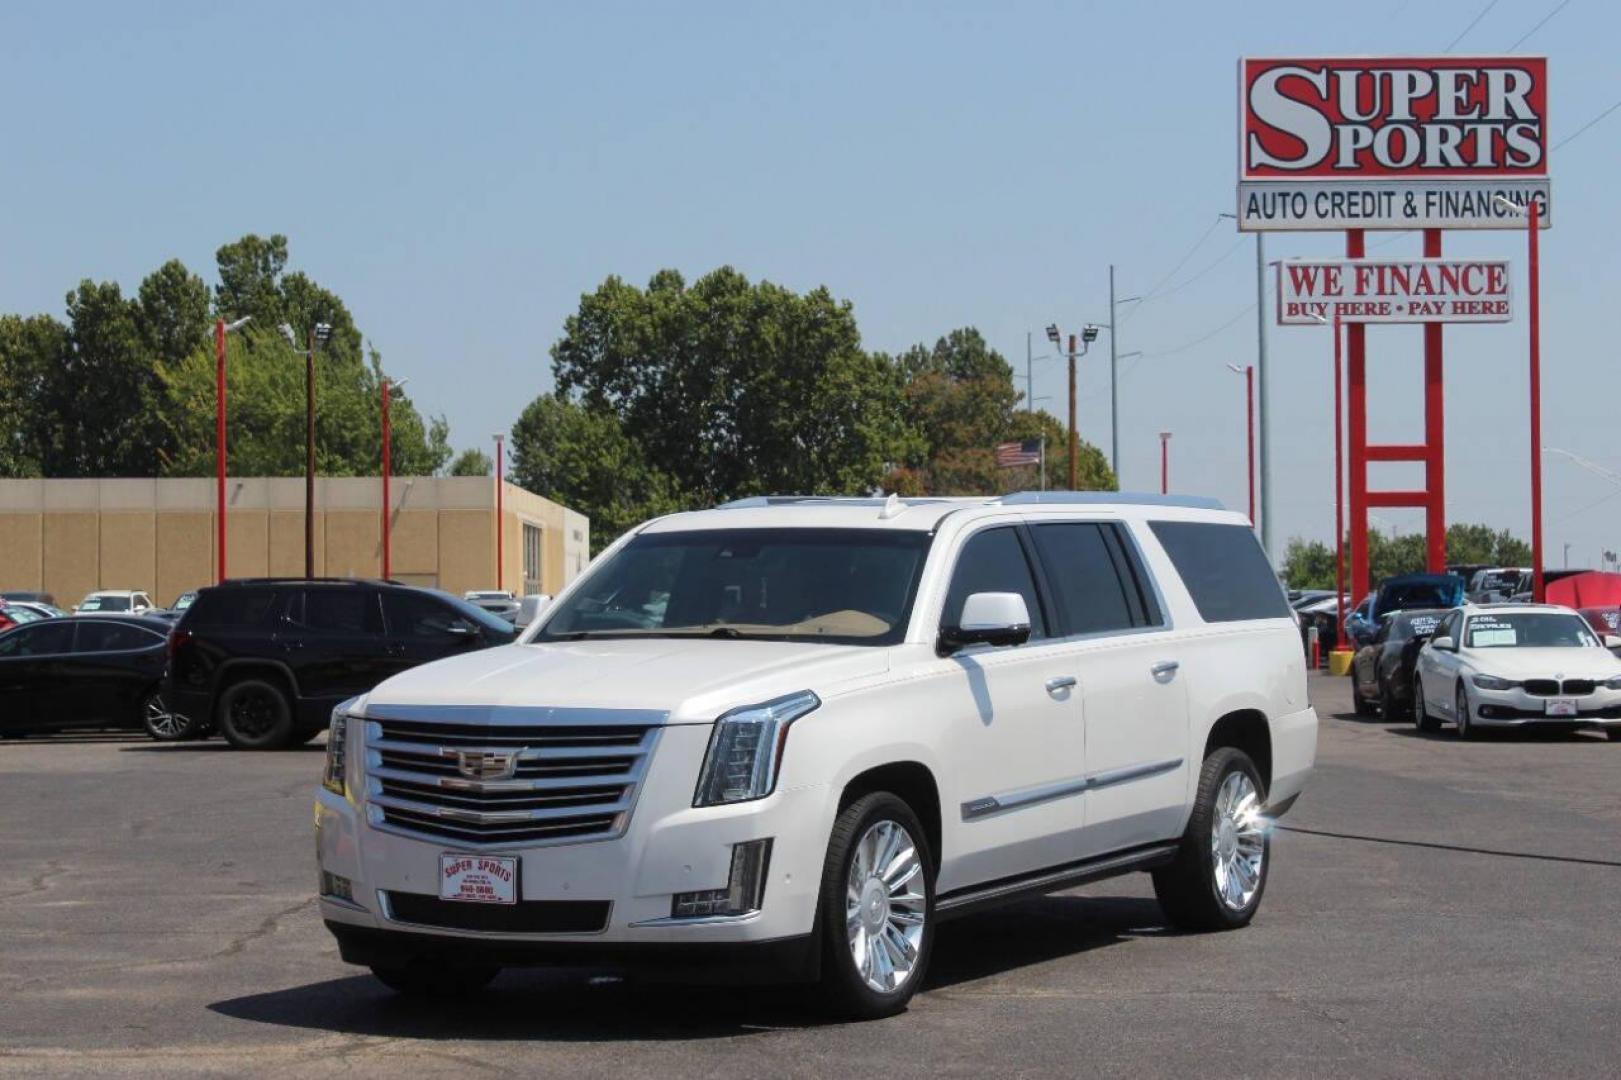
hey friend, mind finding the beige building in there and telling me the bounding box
[0,476,589,608]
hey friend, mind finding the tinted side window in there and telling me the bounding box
[76,621,162,652]
[184,588,278,628]
[1149,521,1290,623]
[384,592,477,641]
[0,622,75,656]
[942,527,1046,640]
[1030,522,1163,636]
[296,589,382,634]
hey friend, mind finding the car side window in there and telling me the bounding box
[383,592,477,641]
[941,527,1046,641]
[291,589,383,635]
[0,622,75,657]
[75,621,162,652]
[1028,522,1156,637]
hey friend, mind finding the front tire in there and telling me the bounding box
[217,679,295,750]
[1414,676,1441,733]
[370,962,499,996]
[1380,682,1404,723]
[1454,683,1476,739]
[1353,686,1377,717]
[141,689,198,741]
[815,792,934,1020]
[1153,748,1269,932]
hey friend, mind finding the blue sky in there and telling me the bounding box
[3,1,1617,565]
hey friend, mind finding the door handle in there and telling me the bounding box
[1045,675,1077,695]
[1150,660,1180,680]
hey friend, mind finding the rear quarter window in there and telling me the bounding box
[1149,521,1290,623]
[181,588,279,629]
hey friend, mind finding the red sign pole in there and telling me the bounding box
[1346,229,1369,607]
[1528,200,1545,603]
[1333,314,1345,655]
[493,433,505,591]
[381,380,392,581]
[1159,432,1171,494]
[1423,229,1447,572]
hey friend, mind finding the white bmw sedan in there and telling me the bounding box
[1413,604,1621,740]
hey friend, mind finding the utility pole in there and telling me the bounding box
[1067,333,1078,490]
[1026,332,1033,412]
[1109,265,1118,474]
[305,327,316,579]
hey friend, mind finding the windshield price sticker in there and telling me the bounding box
[440,854,518,904]
[1468,620,1517,648]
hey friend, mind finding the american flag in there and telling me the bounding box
[994,439,1042,468]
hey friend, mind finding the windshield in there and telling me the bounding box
[534,528,933,646]
[1379,579,1461,614]
[1478,571,1523,591]
[1465,612,1599,649]
[79,595,129,612]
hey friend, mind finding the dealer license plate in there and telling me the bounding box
[439,854,518,904]
[1545,698,1579,717]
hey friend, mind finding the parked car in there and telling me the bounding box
[75,590,154,615]
[1413,604,1621,739]
[464,589,521,623]
[0,615,187,738]
[1467,567,1530,603]
[1350,608,1448,719]
[166,578,518,749]
[5,601,67,620]
[1346,574,1465,647]
[1342,593,1375,646]
[315,492,1319,1017]
[0,603,45,631]
[1289,589,1336,611]
[1578,607,1621,656]
[1,590,57,607]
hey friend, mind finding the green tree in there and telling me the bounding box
[1282,537,1336,590]
[55,280,170,476]
[509,394,684,554]
[0,314,68,477]
[214,234,289,327]
[448,447,492,476]
[137,259,211,366]
[552,267,914,504]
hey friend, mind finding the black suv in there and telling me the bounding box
[166,579,518,749]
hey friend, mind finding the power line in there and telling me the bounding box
[1143,237,1248,302]
[1443,0,1501,52]
[1140,299,1260,362]
[1119,214,1225,327]
[1553,95,1621,150]
[1507,0,1571,50]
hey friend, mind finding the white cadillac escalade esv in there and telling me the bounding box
[316,492,1317,1017]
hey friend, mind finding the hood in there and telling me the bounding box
[1462,647,1621,679]
[362,638,891,722]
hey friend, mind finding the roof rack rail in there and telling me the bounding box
[998,491,1227,511]
[716,495,964,510]
[217,577,402,587]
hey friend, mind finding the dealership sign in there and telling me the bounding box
[1276,257,1512,324]
[1238,57,1549,230]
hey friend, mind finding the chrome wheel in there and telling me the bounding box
[1210,771,1266,912]
[844,819,927,994]
[143,692,189,739]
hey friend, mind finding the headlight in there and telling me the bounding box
[1471,674,1519,691]
[693,691,820,806]
[322,709,350,797]
[1605,676,1621,690]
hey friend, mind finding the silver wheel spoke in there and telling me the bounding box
[844,817,927,994]
[1209,769,1266,913]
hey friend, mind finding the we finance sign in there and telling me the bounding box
[1238,57,1549,231]
[1276,258,1513,325]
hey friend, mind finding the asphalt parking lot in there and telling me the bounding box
[2,674,1618,1078]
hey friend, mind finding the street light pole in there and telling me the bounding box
[492,432,505,591]
[1227,364,1255,524]
[1254,232,1272,560]
[1067,333,1079,490]
[305,329,317,579]
[380,378,407,580]
[1159,431,1172,494]
[1109,265,1118,473]
[213,315,250,584]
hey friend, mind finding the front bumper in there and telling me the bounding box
[1469,684,1621,726]
[316,721,834,966]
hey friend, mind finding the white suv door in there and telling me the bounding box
[1024,520,1190,856]
[922,524,1089,890]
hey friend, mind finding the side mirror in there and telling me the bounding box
[940,592,1032,652]
[1430,635,1455,652]
[1603,634,1621,650]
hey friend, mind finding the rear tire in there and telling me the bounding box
[1353,688,1377,717]
[1152,748,1269,932]
[141,688,199,742]
[815,792,935,1020]
[1380,683,1404,724]
[370,962,499,996]
[217,679,295,750]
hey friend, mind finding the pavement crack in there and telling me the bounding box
[0,859,66,901]
[214,896,320,960]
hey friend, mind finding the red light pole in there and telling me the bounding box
[1332,314,1346,654]
[1228,363,1255,523]
[492,432,505,591]
[213,316,251,584]
[1159,431,1171,494]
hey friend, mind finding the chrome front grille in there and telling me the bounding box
[363,708,661,848]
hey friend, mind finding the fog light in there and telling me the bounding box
[320,870,355,903]
[671,839,773,918]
